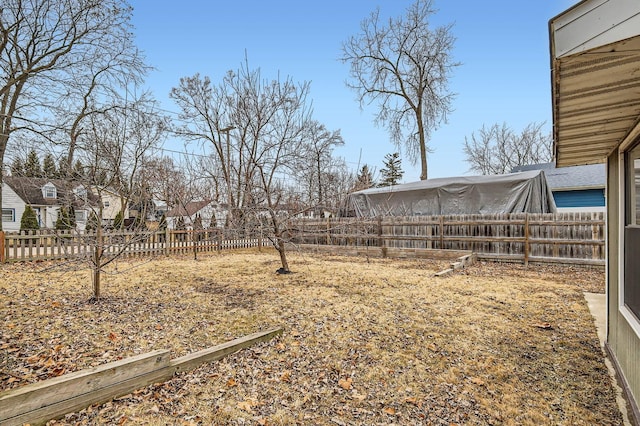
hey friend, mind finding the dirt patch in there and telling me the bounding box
[0,250,618,425]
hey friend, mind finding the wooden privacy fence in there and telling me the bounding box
[0,228,269,263]
[289,212,606,266]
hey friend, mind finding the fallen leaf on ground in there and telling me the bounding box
[338,377,352,390]
[404,396,419,405]
[237,399,254,413]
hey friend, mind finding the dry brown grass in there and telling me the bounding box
[0,250,619,425]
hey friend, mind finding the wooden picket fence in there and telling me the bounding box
[0,228,268,263]
[289,212,606,266]
[0,212,606,266]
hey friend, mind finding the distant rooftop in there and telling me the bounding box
[510,162,605,190]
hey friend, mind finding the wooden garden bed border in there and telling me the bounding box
[0,328,283,426]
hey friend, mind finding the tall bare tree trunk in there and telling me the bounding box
[270,211,290,273]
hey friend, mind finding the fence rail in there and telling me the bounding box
[1,212,606,266]
[289,212,606,266]
[0,229,268,263]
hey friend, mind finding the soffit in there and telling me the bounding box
[552,35,640,167]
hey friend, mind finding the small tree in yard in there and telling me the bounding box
[378,153,404,187]
[20,206,40,231]
[55,206,76,230]
[85,211,100,232]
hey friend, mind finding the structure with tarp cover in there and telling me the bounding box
[347,170,556,217]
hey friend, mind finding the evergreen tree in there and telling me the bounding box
[24,149,42,178]
[378,152,404,187]
[175,216,186,230]
[58,156,69,178]
[42,153,58,178]
[193,213,203,230]
[20,206,40,231]
[72,159,85,179]
[55,206,76,230]
[10,157,24,176]
[113,210,124,230]
[158,213,167,230]
[85,211,100,232]
[355,164,375,190]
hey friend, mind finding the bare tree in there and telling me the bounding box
[169,74,240,210]
[61,92,166,298]
[296,120,344,207]
[79,92,166,220]
[247,80,312,273]
[341,0,459,180]
[172,59,322,272]
[463,122,554,175]
[0,0,141,230]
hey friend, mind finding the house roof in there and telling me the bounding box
[549,1,640,167]
[510,162,605,191]
[165,200,212,217]
[4,176,99,207]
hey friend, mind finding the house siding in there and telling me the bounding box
[2,183,26,232]
[553,188,605,208]
[100,191,126,222]
[608,150,640,421]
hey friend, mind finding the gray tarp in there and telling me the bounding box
[348,170,557,217]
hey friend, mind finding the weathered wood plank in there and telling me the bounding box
[0,328,283,426]
[2,362,178,426]
[0,349,170,423]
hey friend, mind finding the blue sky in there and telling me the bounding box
[130,0,577,182]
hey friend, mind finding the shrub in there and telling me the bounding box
[20,205,40,231]
[55,206,76,230]
[85,211,100,232]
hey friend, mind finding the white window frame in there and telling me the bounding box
[75,210,86,222]
[2,208,15,222]
[618,143,640,338]
[43,185,57,199]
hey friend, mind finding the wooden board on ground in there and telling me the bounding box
[0,328,283,426]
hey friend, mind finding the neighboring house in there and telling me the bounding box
[551,1,640,422]
[153,200,168,219]
[2,177,98,232]
[92,186,128,225]
[165,200,229,230]
[511,162,605,212]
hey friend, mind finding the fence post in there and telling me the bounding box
[439,216,444,249]
[257,228,262,251]
[0,231,5,263]
[524,214,529,267]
